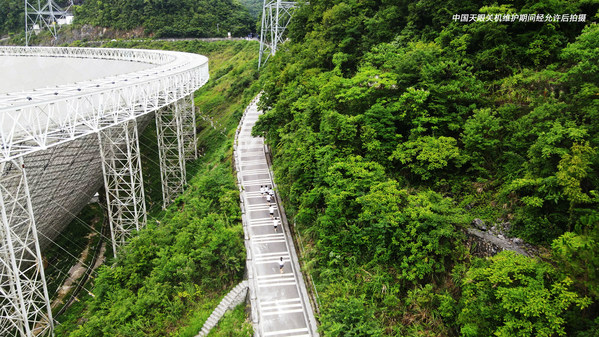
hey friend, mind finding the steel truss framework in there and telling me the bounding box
[156,102,186,209]
[155,95,198,209]
[258,0,298,68]
[99,119,147,256]
[25,0,72,46]
[180,95,198,161]
[0,47,209,336]
[0,159,53,337]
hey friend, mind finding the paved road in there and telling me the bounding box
[235,100,319,337]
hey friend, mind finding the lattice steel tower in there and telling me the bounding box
[0,159,54,337]
[258,0,298,68]
[25,0,72,46]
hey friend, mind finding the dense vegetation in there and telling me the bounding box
[206,304,253,337]
[73,0,254,37]
[239,0,264,20]
[55,40,260,336]
[0,0,254,38]
[0,0,26,36]
[255,0,599,335]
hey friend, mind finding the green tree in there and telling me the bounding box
[552,216,599,299]
[390,136,465,181]
[458,251,591,337]
[73,0,253,37]
[461,108,503,176]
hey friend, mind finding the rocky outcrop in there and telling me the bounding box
[466,218,534,257]
[54,25,147,45]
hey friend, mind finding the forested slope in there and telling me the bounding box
[73,0,254,37]
[239,0,264,20]
[0,0,30,35]
[0,0,254,38]
[254,0,599,335]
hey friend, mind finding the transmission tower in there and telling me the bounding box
[258,0,298,68]
[25,0,73,46]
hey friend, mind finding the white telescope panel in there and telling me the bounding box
[0,56,153,94]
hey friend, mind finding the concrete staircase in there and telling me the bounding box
[195,280,249,337]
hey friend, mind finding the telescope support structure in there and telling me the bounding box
[0,158,54,337]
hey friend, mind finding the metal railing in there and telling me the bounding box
[0,47,209,163]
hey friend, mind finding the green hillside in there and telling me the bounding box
[255,0,599,335]
[73,0,253,37]
[0,0,254,38]
[239,0,264,20]
[0,0,23,36]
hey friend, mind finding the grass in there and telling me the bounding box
[207,303,253,337]
[174,295,253,337]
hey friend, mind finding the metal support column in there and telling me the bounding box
[0,159,54,337]
[180,94,198,161]
[155,98,187,209]
[98,119,147,257]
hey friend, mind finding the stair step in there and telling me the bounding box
[195,281,249,336]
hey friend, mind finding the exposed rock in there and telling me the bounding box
[472,218,486,230]
[499,221,511,233]
[512,237,523,245]
[51,25,149,46]
[466,228,530,258]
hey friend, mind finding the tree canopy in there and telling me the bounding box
[256,0,599,335]
[73,0,254,37]
[0,0,255,38]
